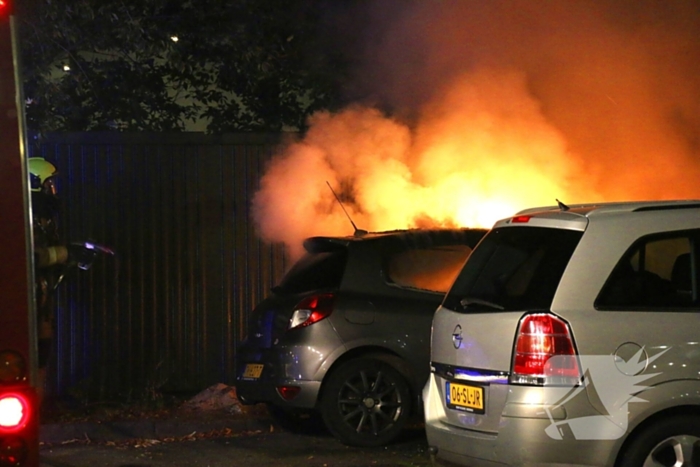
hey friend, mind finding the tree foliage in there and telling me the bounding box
[19,0,349,133]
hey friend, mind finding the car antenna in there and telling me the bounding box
[326,181,368,237]
[556,199,570,211]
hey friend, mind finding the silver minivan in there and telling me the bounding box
[424,200,700,467]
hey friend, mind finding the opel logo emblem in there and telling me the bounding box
[452,324,463,349]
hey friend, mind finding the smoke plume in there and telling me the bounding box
[253,0,700,259]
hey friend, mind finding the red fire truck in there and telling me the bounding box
[0,0,41,465]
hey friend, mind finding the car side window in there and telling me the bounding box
[386,245,473,293]
[596,233,697,310]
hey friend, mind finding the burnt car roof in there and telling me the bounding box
[303,228,488,253]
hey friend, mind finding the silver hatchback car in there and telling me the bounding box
[236,228,486,447]
[424,200,700,467]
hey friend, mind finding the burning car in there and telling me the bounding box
[235,227,486,447]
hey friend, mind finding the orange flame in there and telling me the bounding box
[254,1,700,260]
[253,69,601,259]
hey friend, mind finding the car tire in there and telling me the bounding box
[617,414,700,467]
[320,357,412,447]
[265,404,325,434]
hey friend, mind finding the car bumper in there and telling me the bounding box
[236,376,322,408]
[425,419,611,467]
[235,320,344,409]
[423,374,617,467]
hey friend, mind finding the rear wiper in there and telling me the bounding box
[459,297,504,311]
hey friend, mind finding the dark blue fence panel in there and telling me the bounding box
[32,132,288,400]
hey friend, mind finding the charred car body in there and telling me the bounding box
[235,228,486,447]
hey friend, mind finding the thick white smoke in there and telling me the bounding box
[253,1,700,260]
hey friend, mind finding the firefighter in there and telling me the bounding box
[28,156,96,403]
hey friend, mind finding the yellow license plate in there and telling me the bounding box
[242,363,264,379]
[446,382,485,413]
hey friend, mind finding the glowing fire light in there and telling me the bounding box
[252,2,700,261]
[253,70,601,260]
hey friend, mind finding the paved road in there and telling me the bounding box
[40,425,433,467]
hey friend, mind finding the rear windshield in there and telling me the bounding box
[274,249,348,294]
[443,226,582,312]
[386,244,473,293]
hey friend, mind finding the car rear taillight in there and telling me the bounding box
[288,293,335,330]
[510,313,580,386]
[0,394,29,432]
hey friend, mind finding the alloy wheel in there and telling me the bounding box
[643,434,700,467]
[321,358,411,447]
[336,367,403,435]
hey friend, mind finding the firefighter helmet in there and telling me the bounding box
[28,157,58,193]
